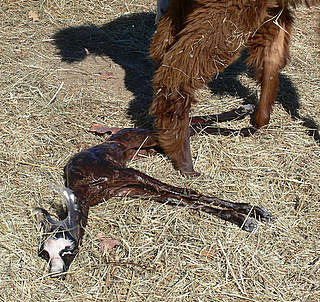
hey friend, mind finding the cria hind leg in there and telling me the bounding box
[196,196,272,223]
[113,168,271,231]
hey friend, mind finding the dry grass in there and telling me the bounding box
[0,1,320,301]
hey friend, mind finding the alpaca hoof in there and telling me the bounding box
[182,170,201,178]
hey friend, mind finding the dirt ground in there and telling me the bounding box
[0,1,319,301]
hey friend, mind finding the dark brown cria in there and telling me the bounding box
[66,126,272,234]
[36,115,272,277]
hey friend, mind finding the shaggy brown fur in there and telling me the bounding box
[150,0,319,176]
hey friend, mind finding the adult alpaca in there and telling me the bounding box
[150,0,319,176]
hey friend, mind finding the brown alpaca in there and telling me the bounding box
[150,0,319,176]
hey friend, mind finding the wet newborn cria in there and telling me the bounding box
[35,125,271,278]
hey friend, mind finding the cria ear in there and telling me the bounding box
[33,184,81,243]
[32,207,53,234]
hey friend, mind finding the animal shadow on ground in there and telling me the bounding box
[52,12,320,142]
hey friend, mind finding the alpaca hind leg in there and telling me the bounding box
[247,9,293,128]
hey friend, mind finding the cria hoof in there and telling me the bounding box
[252,206,272,223]
[242,217,258,232]
[182,170,201,178]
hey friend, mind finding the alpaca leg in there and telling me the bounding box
[112,168,271,231]
[247,8,294,128]
[150,5,244,175]
[191,104,255,124]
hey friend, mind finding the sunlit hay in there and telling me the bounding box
[0,1,319,301]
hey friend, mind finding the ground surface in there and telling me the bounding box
[0,1,319,301]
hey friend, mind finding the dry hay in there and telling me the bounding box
[0,1,319,301]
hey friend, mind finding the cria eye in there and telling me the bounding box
[39,250,50,261]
